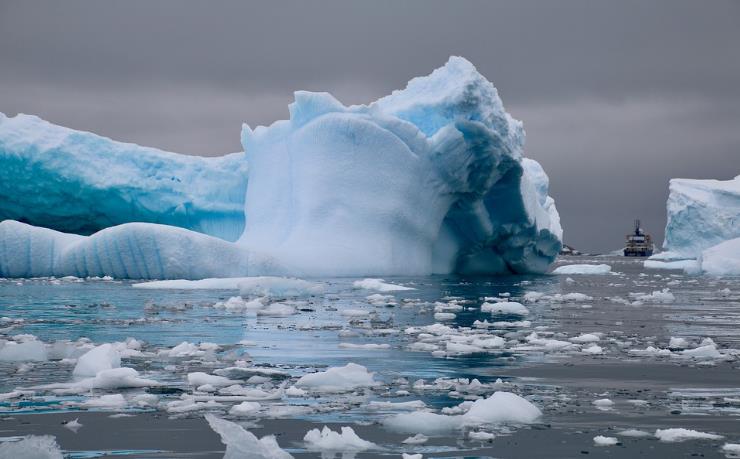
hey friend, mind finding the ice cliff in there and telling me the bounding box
[0,57,562,279]
[0,113,248,241]
[652,175,740,276]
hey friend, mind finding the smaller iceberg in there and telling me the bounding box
[651,175,740,275]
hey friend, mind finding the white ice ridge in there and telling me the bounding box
[0,56,562,278]
[0,112,248,242]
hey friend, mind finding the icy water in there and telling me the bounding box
[1,256,739,458]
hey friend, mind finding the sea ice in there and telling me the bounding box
[295,363,379,392]
[0,435,64,459]
[205,413,293,459]
[593,436,618,446]
[654,428,723,442]
[552,264,611,275]
[303,426,376,453]
[73,343,120,377]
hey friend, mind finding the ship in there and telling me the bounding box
[623,219,654,257]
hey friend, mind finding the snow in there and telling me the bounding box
[73,343,120,377]
[0,435,64,459]
[552,264,611,275]
[303,426,376,452]
[205,414,293,459]
[481,301,529,316]
[0,112,248,241]
[593,436,618,446]
[654,428,724,442]
[1,57,562,279]
[662,175,740,258]
[352,279,415,292]
[295,363,379,392]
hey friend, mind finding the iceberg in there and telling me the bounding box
[0,112,248,241]
[661,175,740,258]
[0,56,562,279]
[652,175,740,275]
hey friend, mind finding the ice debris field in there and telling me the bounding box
[0,57,562,279]
[0,257,739,458]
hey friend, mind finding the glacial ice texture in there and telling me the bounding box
[662,175,740,258]
[0,112,248,242]
[0,56,562,278]
[240,56,562,276]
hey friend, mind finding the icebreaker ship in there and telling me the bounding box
[0,57,563,279]
[0,112,248,241]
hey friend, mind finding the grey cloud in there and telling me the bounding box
[1,0,739,252]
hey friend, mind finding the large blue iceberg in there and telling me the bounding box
[0,113,248,241]
[0,57,563,279]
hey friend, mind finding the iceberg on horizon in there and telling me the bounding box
[0,56,563,279]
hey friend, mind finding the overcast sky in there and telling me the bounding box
[1,0,739,252]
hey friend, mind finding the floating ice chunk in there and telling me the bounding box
[303,426,376,453]
[0,338,47,361]
[469,430,495,441]
[80,393,127,409]
[352,279,415,292]
[384,392,540,434]
[629,289,675,303]
[73,343,121,377]
[403,454,423,459]
[681,344,723,359]
[668,337,689,349]
[481,301,529,316]
[593,436,618,446]
[238,277,325,298]
[188,372,237,387]
[0,435,64,459]
[434,312,456,321]
[205,413,293,459]
[552,264,611,275]
[402,434,429,444]
[654,428,723,442]
[85,367,159,389]
[229,401,261,416]
[340,309,370,318]
[296,363,379,392]
[256,303,296,317]
[213,296,265,311]
[63,418,82,433]
[617,429,652,437]
[582,344,604,355]
[367,400,427,411]
[644,259,700,271]
[338,343,390,350]
[592,399,614,410]
[722,444,740,455]
[463,392,542,424]
[570,333,600,344]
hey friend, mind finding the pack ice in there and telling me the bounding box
[651,175,740,275]
[0,56,562,279]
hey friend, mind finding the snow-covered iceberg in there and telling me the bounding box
[0,57,562,279]
[651,175,740,275]
[0,112,248,241]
